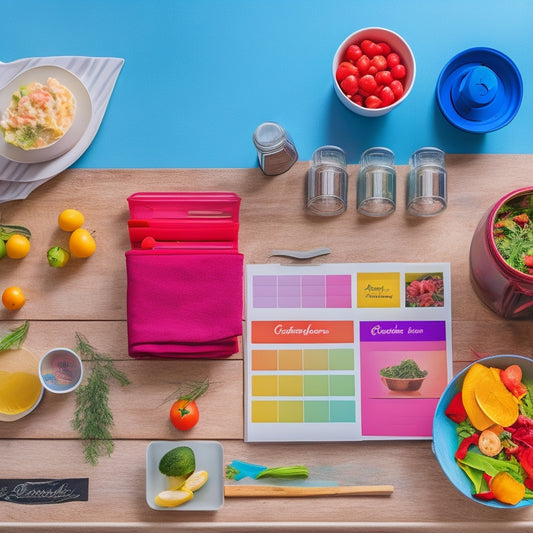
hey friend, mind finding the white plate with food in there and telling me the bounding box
[146,440,224,511]
[0,65,92,164]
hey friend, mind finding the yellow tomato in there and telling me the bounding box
[5,234,30,259]
[69,228,96,258]
[2,286,26,310]
[58,209,85,232]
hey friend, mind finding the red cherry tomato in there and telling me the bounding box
[365,95,382,109]
[169,399,200,431]
[391,64,406,80]
[351,94,363,106]
[371,55,388,72]
[358,74,378,96]
[356,55,370,75]
[345,44,363,63]
[380,86,395,107]
[340,74,359,96]
[360,39,381,58]
[373,84,384,98]
[375,70,393,86]
[336,61,359,82]
[377,42,392,55]
[386,52,401,68]
[390,79,404,99]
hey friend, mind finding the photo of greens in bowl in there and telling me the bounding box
[380,358,428,392]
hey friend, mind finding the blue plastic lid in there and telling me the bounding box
[436,47,523,134]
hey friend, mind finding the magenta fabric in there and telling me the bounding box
[126,250,243,358]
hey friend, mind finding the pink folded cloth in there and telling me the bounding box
[126,251,243,358]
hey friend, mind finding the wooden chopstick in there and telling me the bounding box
[224,485,394,498]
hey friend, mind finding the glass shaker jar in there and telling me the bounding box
[357,147,396,217]
[407,147,447,216]
[306,145,348,216]
[252,122,298,176]
[470,186,533,318]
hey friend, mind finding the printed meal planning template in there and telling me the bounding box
[244,263,452,442]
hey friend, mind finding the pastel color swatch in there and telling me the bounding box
[250,348,356,424]
[252,274,352,308]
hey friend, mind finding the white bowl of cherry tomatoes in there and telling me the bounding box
[332,27,416,117]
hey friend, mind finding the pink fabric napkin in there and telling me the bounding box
[126,251,243,358]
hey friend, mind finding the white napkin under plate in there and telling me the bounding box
[0,56,124,203]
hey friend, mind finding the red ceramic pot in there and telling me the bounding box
[470,187,533,318]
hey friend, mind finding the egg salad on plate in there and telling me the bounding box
[1,77,76,150]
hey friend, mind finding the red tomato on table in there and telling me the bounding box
[169,399,200,431]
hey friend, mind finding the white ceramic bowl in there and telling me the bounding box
[0,65,92,163]
[39,347,83,394]
[332,27,416,117]
[433,354,533,508]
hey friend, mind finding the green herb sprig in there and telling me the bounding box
[71,332,131,466]
[0,321,29,352]
[159,377,209,407]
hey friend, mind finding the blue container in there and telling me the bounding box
[436,47,523,134]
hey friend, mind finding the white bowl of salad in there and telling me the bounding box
[433,354,533,507]
[0,65,92,164]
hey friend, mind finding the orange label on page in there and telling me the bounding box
[251,321,354,344]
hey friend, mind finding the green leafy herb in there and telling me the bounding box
[71,332,131,466]
[159,377,209,407]
[456,419,477,439]
[0,321,29,352]
[520,378,533,419]
[379,359,428,379]
[225,465,241,479]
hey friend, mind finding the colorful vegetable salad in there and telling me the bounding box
[445,361,533,505]
[493,193,533,275]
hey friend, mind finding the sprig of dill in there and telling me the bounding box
[0,321,29,352]
[71,332,131,466]
[159,377,210,407]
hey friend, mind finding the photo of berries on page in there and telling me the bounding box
[405,273,445,308]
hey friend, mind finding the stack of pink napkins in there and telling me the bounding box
[125,192,243,358]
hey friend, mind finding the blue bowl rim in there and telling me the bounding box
[433,354,533,508]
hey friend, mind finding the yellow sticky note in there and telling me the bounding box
[357,272,400,308]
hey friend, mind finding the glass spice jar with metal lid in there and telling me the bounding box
[252,122,298,176]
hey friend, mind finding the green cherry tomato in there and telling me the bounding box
[47,246,71,267]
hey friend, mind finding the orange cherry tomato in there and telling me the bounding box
[169,399,199,431]
[5,234,30,259]
[2,286,26,310]
[69,228,96,258]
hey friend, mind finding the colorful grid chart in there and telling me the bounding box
[245,262,453,443]
[252,274,352,308]
[250,348,356,423]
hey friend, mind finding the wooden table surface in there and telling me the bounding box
[2,155,533,531]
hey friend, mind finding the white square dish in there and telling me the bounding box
[146,440,224,511]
